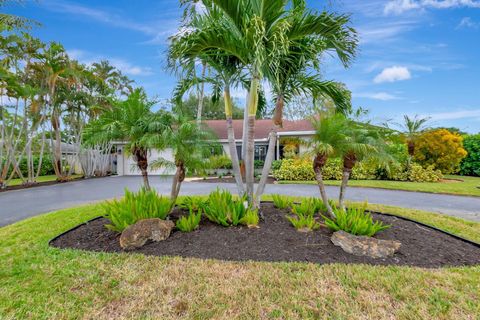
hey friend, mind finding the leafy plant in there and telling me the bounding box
[460,134,480,176]
[272,194,293,209]
[203,188,233,226]
[176,211,201,232]
[103,188,173,232]
[239,209,260,228]
[286,214,320,232]
[323,205,390,237]
[291,200,317,217]
[178,196,206,213]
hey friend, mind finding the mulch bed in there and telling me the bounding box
[192,176,276,184]
[50,203,480,268]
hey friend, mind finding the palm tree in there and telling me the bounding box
[84,89,163,190]
[400,115,430,157]
[337,122,390,211]
[170,0,358,205]
[145,113,216,204]
[309,113,349,218]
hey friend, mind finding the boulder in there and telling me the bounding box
[331,230,401,258]
[120,218,175,250]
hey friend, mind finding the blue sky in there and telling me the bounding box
[4,0,480,132]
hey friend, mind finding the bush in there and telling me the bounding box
[273,158,315,181]
[239,209,260,228]
[203,189,256,227]
[271,160,283,171]
[271,194,293,209]
[207,155,232,170]
[460,134,480,176]
[103,188,173,232]
[178,196,206,212]
[5,155,55,178]
[176,211,201,232]
[414,129,467,174]
[323,204,390,236]
[254,160,264,169]
[286,214,320,232]
[389,163,443,182]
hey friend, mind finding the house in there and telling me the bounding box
[114,119,315,176]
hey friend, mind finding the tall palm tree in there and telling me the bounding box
[309,113,349,218]
[145,113,216,204]
[84,89,163,190]
[170,0,358,205]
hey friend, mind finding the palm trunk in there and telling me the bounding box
[196,62,207,124]
[245,77,259,204]
[171,162,185,205]
[224,85,244,195]
[313,153,335,219]
[134,147,150,190]
[339,153,357,211]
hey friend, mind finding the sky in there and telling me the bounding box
[3,0,480,133]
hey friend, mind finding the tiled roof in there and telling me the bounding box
[203,119,314,140]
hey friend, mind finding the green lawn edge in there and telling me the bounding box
[1,198,480,319]
[277,175,480,197]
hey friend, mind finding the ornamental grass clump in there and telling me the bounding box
[204,189,259,227]
[287,199,321,232]
[272,194,293,209]
[176,211,202,232]
[323,204,390,237]
[103,188,173,232]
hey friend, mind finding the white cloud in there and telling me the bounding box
[374,66,412,83]
[66,49,153,76]
[358,21,416,44]
[426,109,480,121]
[457,17,479,29]
[385,0,480,15]
[355,92,401,100]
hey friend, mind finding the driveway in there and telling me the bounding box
[1,176,479,226]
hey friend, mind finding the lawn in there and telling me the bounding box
[279,175,480,197]
[1,199,480,319]
[7,174,84,187]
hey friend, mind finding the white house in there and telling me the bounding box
[114,119,315,176]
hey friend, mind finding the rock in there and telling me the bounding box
[331,230,401,258]
[120,218,175,250]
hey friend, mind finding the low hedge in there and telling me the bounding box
[3,156,55,178]
[273,158,443,183]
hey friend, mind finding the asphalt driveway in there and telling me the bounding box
[1,176,479,226]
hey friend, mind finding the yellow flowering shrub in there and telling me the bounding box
[414,129,467,174]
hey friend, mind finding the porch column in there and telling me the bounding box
[276,134,280,160]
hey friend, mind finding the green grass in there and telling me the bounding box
[8,174,83,187]
[1,200,480,319]
[279,175,480,197]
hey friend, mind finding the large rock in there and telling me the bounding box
[331,230,401,258]
[120,218,175,250]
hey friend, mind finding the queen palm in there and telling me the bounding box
[171,0,358,205]
[84,89,163,190]
[145,113,216,204]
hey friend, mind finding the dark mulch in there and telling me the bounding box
[51,203,480,268]
[193,176,276,184]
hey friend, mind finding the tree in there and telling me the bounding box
[337,121,391,210]
[399,115,429,157]
[414,128,467,174]
[145,113,216,203]
[309,113,349,218]
[174,93,243,120]
[84,89,164,189]
[170,0,358,206]
[460,134,480,177]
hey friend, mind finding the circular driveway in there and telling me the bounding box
[1,176,479,226]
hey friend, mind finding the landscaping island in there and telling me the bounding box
[51,202,480,268]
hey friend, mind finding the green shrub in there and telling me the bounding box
[103,188,173,232]
[5,155,56,178]
[460,134,480,176]
[178,196,206,212]
[291,201,316,217]
[389,163,443,182]
[271,194,293,209]
[176,211,201,232]
[271,160,283,171]
[323,204,390,236]
[273,158,315,181]
[254,160,265,169]
[239,209,260,228]
[207,155,232,170]
[286,214,320,232]
[204,189,232,226]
